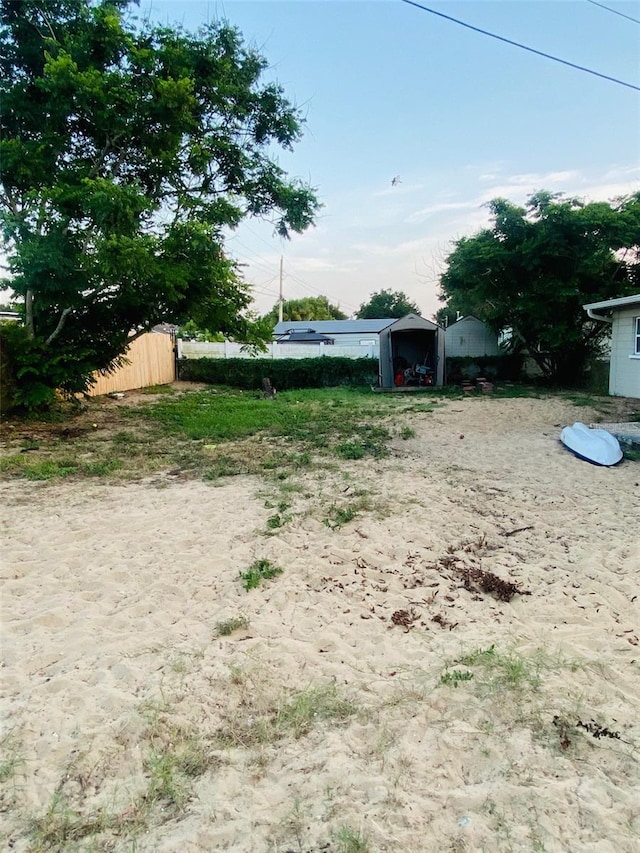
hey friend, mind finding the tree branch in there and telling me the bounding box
[45,307,71,345]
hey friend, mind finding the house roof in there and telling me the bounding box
[274,318,396,335]
[273,313,439,336]
[583,294,640,311]
[276,330,335,343]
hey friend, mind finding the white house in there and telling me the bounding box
[444,315,500,357]
[583,294,640,399]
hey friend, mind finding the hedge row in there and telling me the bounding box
[445,355,523,384]
[178,356,380,390]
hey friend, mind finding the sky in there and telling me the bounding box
[137,0,640,320]
[5,1,638,320]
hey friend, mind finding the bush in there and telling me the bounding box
[445,355,523,385]
[178,356,379,390]
[0,322,124,412]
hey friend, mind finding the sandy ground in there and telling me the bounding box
[1,395,639,852]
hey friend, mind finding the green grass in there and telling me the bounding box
[323,504,358,530]
[144,387,396,451]
[0,456,123,480]
[217,683,358,747]
[441,645,543,694]
[215,615,250,636]
[239,558,283,591]
[332,825,371,853]
[5,383,626,484]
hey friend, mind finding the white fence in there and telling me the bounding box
[177,340,380,361]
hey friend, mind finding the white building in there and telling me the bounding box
[583,294,640,399]
[444,315,500,357]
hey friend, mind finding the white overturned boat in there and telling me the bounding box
[560,422,623,467]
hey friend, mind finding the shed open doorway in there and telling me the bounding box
[378,314,444,388]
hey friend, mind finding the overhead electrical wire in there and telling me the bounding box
[585,0,640,26]
[400,0,640,92]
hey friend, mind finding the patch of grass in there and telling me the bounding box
[332,825,371,853]
[0,731,23,813]
[323,504,358,530]
[215,615,250,636]
[28,792,116,850]
[217,683,357,748]
[239,558,283,591]
[399,425,416,440]
[442,644,543,694]
[202,455,248,479]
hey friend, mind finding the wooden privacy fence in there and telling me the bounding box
[87,332,176,396]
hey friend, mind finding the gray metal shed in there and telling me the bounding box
[378,313,444,388]
[272,314,444,387]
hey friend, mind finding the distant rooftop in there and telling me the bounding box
[273,318,397,335]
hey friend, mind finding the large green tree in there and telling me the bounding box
[263,295,347,325]
[438,191,640,383]
[0,0,319,405]
[356,289,421,319]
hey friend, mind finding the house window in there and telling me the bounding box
[635,317,640,356]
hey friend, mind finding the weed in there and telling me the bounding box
[143,749,190,810]
[332,824,370,853]
[323,504,357,530]
[217,683,357,747]
[442,645,543,694]
[399,425,416,440]
[28,792,115,850]
[440,669,474,687]
[239,559,283,591]
[0,731,22,785]
[215,615,250,636]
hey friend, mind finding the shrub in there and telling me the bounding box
[178,356,379,390]
[445,354,523,384]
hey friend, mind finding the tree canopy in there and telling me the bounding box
[263,295,347,325]
[438,191,640,383]
[356,289,421,319]
[0,0,320,406]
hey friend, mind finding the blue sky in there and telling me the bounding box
[120,2,640,318]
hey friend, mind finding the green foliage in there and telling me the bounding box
[0,0,319,408]
[239,558,282,591]
[356,288,421,319]
[176,320,225,343]
[440,669,474,687]
[263,295,347,325]
[178,356,379,390]
[215,615,250,636]
[438,191,640,384]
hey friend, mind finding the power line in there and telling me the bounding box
[400,0,640,92]
[586,0,640,26]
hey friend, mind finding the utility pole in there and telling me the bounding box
[278,255,284,323]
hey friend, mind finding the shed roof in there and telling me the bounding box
[447,314,484,326]
[583,294,640,311]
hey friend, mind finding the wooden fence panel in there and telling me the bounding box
[87,333,176,396]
